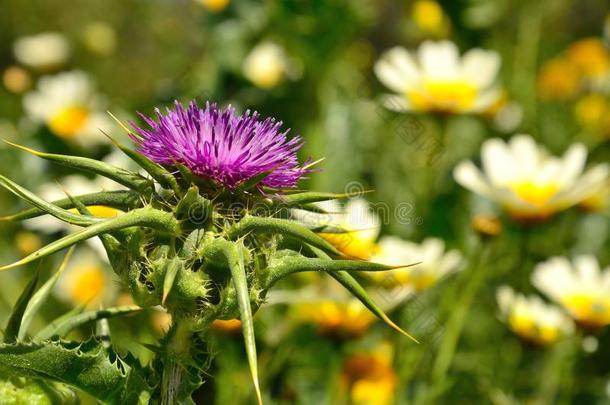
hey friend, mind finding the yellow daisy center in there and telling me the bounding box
[70,266,106,305]
[562,294,610,327]
[198,0,230,12]
[510,181,559,206]
[508,313,560,345]
[409,80,479,113]
[321,232,378,260]
[308,301,374,337]
[48,106,90,139]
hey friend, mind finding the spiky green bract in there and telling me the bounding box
[0,141,416,403]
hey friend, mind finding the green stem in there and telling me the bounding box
[160,321,194,405]
[428,240,492,398]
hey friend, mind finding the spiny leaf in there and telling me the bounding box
[309,246,419,343]
[212,239,263,405]
[101,120,181,195]
[4,141,151,192]
[19,248,75,341]
[0,208,180,271]
[263,254,418,288]
[0,174,101,226]
[4,269,40,343]
[330,271,419,343]
[35,306,142,341]
[0,190,140,222]
[226,215,343,257]
[0,338,152,404]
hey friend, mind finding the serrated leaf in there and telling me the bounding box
[0,175,100,226]
[4,269,40,343]
[0,339,152,404]
[4,141,151,193]
[0,190,140,222]
[226,215,343,257]
[35,306,142,341]
[0,208,179,271]
[19,248,75,341]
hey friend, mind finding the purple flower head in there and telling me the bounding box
[131,100,309,190]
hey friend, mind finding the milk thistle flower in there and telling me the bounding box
[453,134,610,220]
[0,99,416,404]
[131,101,308,190]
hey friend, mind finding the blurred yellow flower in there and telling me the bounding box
[23,71,112,147]
[454,134,610,220]
[496,286,573,346]
[82,22,117,56]
[370,237,462,292]
[2,66,31,94]
[574,93,610,137]
[299,299,375,338]
[15,231,42,256]
[411,0,450,37]
[212,319,242,333]
[342,345,397,405]
[533,256,610,328]
[243,42,290,89]
[197,0,229,12]
[54,248,117,307]
[537,58,582,100]
[292,198,381,260]
[13,32,70,71]
[566,38,610,80]
[375,40,502,114]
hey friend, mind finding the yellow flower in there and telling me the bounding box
[197,0,229,12]
[2,66,31,94]
[533,256,610,328]
[299,299,375,338]
[342,345,397,405]
[411,0,450,37]
[23,71,111,147]
[370,237,462,292]
[374,40,502,114]
[574,93,610,137]
[496,286,573,346]
[54,248,117,307]
[454,134,610,220]
[537,58,582,101]
[15,231,42,256]
[292,198,381,260]
[243,42,289,89]
[566,38,610,80]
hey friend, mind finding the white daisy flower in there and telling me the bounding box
[454,134,610,220]
[13,32,70,70]
[496,286,573,346]
[23,70,112,147]
[54,247,118,308]
[292,198,381,260]
[370,237,463,291]
[532,256,610,328]
[243,42,290,89]
[374,40,501,114]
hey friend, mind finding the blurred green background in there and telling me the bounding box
[2,0,610,404]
